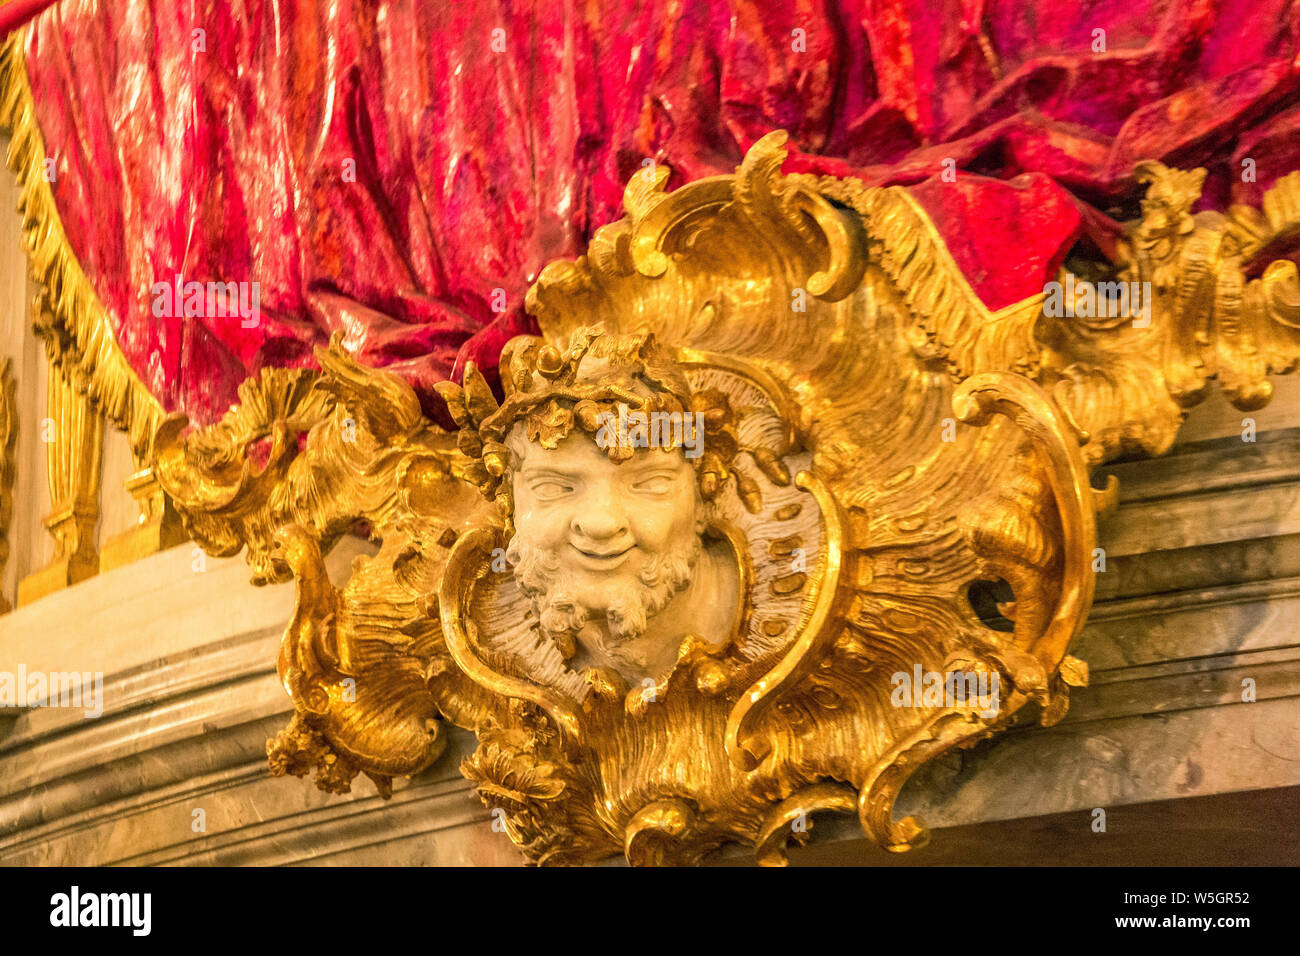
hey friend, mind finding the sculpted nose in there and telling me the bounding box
[571,495,628,541]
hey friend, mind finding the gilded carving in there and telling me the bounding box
[155,132,1300,864]
[17,362,103,606]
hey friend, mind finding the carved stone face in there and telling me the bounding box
[505,425,705,663]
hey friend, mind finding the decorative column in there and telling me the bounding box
[17,360,102,605]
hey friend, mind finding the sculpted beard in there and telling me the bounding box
[507,534,702,645]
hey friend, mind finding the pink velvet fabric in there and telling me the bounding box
[15,0,1300,425]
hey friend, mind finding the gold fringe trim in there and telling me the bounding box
[0,29,163,456]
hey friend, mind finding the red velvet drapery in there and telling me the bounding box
[14,0,1300,425]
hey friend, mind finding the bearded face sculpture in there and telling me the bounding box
[499,338,739,683]
[508,427,715,681]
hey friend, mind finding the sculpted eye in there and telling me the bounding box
[632,474,674,495]
[530,480,574,500]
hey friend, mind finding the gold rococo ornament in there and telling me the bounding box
[155,131,1300,865]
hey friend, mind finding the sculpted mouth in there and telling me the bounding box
[570,543,634,568]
